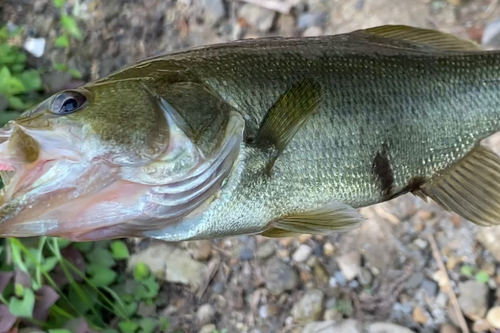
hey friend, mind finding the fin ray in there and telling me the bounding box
[360,25,481,51]
[261,201,366,238]
[416,145,500,226]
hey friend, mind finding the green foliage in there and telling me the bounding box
[460,265,474,277]
[0,26,43,116]
[475,270,490,284]
[0,237,169,332]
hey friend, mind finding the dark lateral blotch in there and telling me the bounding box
[372,144,394,197]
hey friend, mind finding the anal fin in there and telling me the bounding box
[416,145,500,226]
[261,201,366,238]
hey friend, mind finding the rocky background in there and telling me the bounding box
[3,0,500,332]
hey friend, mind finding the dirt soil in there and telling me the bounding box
[3,0,500,332]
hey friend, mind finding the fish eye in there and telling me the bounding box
[50,91,87,115]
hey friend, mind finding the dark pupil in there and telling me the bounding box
[61,98,78,113]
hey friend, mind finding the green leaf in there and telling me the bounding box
[8,96,25,110]
[87,264,117,287]
[7,76,26,95]
[111,241,130,260]
[103,330,119,333]
[139,317,159,333]
[460,265,474,277]
[55,237,71,249]
[88,247,115,267]
[123,301,138,317]
[0,66,12,95]
[53,62,68,72]
[133,263,150,281]
[14,283,24,297]
[74,241,93,253]
[475,270,490,284]
[55,35,69,49]
[60,15,83,40]
[159,317,170,331]
[119,320,139,333]
[67,68,82,79]
[41,256,59,273]
[8,288,35,318]
[48,330,72,333]
[11,63,25,73]
[52,0,65,8]
[0,110,21,126]
[18,69,42,91]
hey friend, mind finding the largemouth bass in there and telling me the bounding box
[0,25,500,241]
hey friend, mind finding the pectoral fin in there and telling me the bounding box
[253,78,322,172]
[415,145,500,226]
[359,25,481,51]
[261,201,366,238]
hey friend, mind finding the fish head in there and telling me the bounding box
[0,79,215,241]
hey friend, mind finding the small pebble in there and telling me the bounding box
[256,242,276,259]
[472,319,491,333]
[349,280,359,289]
[306,256,317,267]
[197,304,215,325]
[302,26,323,37]
[358,268,373,286]
[191,240,212,261]
[336,251,361,280]
[292,289,325,324]
[440,324,459,333]
[293,244,313,263]
[413,306,428,324]
[334,271,347,286]
[329,277,338,288]
[313,262,329,285]
[200,324,216,333]
[323,242,335,256]
[239,247,254,261]
[421,279,438,297]
[487,306,500,329]
[323,308,342,321]
[413,238,428,249]
[299,234,312,243]
[436,293,449,308]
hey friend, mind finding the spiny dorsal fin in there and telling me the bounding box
[253,78,322,172]
[415,145,500,226]
[261,201,366,238]
[360,25,481,51]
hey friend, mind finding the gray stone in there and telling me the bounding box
[368,322,416,333]
[336,251,361,280]
[477,226,500,261]
[203,0,226,26]
[197,303,215,326]
[334,271,347,286]
[265,258,299,295]
[256,242,276,259]
[239,247,254,261]
[358,268,373,285]
[458,280,489,320]
[421,279,438,297]
[406,272,425,289]
[165,248,208,291]
[293,244,313,263]
[238,4,276,32]
[302,319,360,333]
[293,289,325,324]
[297,11,328,29]
[127,243,176,278]
[200,324,216,333]
[482,18,500,50]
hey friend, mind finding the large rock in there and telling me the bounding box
[264,258,299,295]
[165,249,208,291]
[127,243,176,278]
[477,226,500,261]
[458,280,489,320]
[293,289,325,324]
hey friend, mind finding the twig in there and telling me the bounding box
[427,233,470,333]
[234,0,293,14]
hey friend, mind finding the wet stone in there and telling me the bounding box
[265,258,299,295]
[421,279,438,297]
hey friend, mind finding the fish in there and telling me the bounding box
[0,24,500,242]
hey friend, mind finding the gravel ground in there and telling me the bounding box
[4,0,500,332]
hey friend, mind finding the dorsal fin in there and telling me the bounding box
[358,25,481,51]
